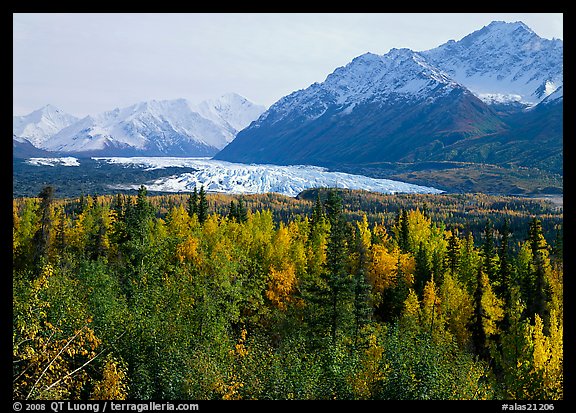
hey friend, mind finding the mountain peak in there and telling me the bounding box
[40,103,63,113]
[486,20,533,32]
[13,105,79,147]
[422,20,562,105]
[193,93,266,138]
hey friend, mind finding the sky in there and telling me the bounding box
[13,13,563,117]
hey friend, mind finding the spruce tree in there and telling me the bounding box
[414,241,430,298]
[187,186,198,218]
[527,218,551,329]
[197,186,208,224]
[498,220,513,306]
[228,200,237,221]
[237,197,248,223]
[470,266,489,360]
[394,208,410,253]
[310,192,324,229]
[482,219,499,286]
[446,229,460,278]
[32,185,55,269]
[323,190,353,345]
[400,208,410,253]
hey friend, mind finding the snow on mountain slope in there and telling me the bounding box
[215,46,502,165]
[260,48,461,124]
[421,21,563,105]
[540,85,563,105]
[13,105,79,147]
[44,99,223,153]
[97,157,443,197]
[192,93,266,142]
[42,96,264,155]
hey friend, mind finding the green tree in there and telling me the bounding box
[413,242,430,298]
[497,219,513,328]
[481,219,499,287]
[198,186,209,224]
[322,190,354,345]
[187,187,198,218]
[446,229,460,278]
[32,186,55,269]
[527,218,552,330]
[236,198,248,223]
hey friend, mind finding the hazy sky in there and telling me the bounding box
[13,13,563,117]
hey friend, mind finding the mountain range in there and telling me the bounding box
[13,21,563,179]
[215,21,563,175]
[13,93,266,158]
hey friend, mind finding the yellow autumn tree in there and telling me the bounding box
[166,204,191,239]
[400,288,421,334]
[266,263,297,310]
[420,277,446,340]
[440,272,473,346]
[13,264,102,400]
[176,236,201,264]
[349,324,388,399]
[90,355,129,400]
[480,272,505,338]
[532,312,563,399]
[369,245,414,299]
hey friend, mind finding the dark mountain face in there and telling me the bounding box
[13,138,56,159]
[217,88,506,166]
[215,21,562,175]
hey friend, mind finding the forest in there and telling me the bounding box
[12,186,563,400]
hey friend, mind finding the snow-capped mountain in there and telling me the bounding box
[44,99,231,156]
[13,104,79,147]
[192,93,266,143]
[421,21,563,105]
[15,94,266,157]
[216,21,562,173]
[257,49,461,124]
[216,46,505,165]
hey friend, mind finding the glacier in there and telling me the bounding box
[95,157,443,197]
[26,156,80,167]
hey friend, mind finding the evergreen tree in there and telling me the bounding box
[310,192,324,229]
[228,200,237,221]
[400,209,410,253]
[323,190,353,345]
[470,266,489,360]
[352,215,372,345]
[54,207,67,255]
[87,203,108,260]
[32,186,55,269]
[498,219,513,309]
[112,193,124,219]
[446,229,460,278]
[394,208,410,253]
[414,241,430,298]
[188,187,198,218]
[527,218,551,330]
[125,185,155,242]
[551,224,563,262]
[458,231,478,292]
[237,197,248,223]
[197,186,208,224]
[482,219,499,286]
